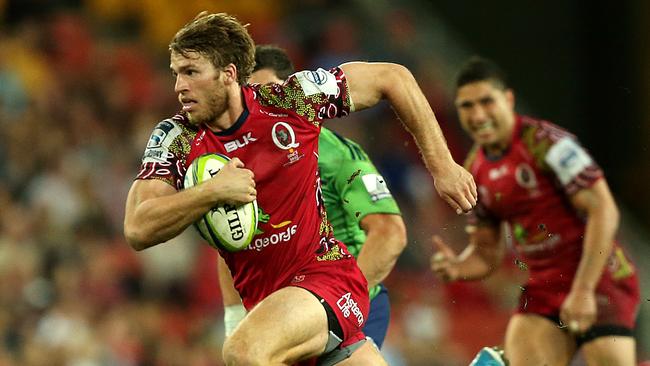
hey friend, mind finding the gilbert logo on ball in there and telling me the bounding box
[184,153,258,252]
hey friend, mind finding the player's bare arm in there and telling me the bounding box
[430,224,503,282]
[355,213,407,289]
[340,62,477,214]
[560,179,619,332]
[217,255,247,336]
[124,158,256,250]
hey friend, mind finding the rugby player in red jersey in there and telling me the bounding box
[431,57,640,366]
[123,12,477,366]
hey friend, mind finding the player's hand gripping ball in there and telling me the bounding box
[184,153,258,252]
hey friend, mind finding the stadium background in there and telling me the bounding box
[0,0,648,365]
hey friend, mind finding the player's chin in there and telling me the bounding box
[187,112,206,126]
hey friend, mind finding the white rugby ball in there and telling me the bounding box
[184,153,258,252]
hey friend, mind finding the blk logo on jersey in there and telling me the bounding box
[224,132,257,152]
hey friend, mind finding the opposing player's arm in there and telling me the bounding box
[340,62,477,214]
[217,255,247,336]
[568,179,618,292]
[124,159,256,250]
[430,223,503,282]
[356,213,407,289]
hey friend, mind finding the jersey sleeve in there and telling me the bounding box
[255,67,353,124]
[135,118,190,190]
[520,118,604,196]
[543,136,603,195]
[334,155,401,221]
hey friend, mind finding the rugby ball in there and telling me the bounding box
[184,153,258,252]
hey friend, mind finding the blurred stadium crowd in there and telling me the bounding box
[0,0,646,365]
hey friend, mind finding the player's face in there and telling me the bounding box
[171,51,228,126]
[249,68,283,84]
[455,81,516,152]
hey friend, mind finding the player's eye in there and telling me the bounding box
[459,101,473,110]
[480,97,494,106]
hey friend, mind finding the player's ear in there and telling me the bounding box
[222,63,238,85]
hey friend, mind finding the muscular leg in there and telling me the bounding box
[223,286,329,366]
[504,314,576,366]
[338,340,388,366]
[581,336,636,366]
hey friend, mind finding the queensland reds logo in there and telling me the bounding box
[515,163,538,189]
[271,122,300,150]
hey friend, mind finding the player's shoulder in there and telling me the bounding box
[519,114,576,146]
[143,114,197,163]
[247,67,350,122]
[519,115,578,162]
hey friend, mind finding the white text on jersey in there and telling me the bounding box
[224,132,257,152]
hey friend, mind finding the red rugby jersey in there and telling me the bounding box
[136,67,356,309]
[466,115,636,288]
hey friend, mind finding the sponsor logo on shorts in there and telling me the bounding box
[246,224,298,252]
[337,292,364,326]
[292,275,306,283]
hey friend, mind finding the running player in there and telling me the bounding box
[431,56,640,366]
[219,45,406,350]
[124,12,477,365]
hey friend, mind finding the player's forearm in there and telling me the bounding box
[383,65,456,176]
[125,185,217,250]
[356,220,407,289]
[218,255,243,306]
[453,245,496,280]
[572,202,619,292]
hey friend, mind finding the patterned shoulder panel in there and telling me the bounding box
[136,114,198,190]
[252,67,352,124]
[520,115,575,172]
[519,115,602,194]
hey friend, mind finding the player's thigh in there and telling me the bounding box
[337,340,388,366]
[224,286,329,364]
[363,288,390,348]
[581,336,636,366]
[505,313,575,366]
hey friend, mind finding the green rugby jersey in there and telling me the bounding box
[318,127,401,299]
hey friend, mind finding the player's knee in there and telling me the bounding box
[223,335,268,366]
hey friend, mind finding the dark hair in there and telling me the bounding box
[253,45,295,80]
[456,56,509,91]
[169,12,255,84]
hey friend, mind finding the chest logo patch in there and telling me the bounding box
[515,163,538,190]
[271,122,300,150]
[272,122,304,166]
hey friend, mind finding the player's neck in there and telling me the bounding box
[205,87,245,132]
